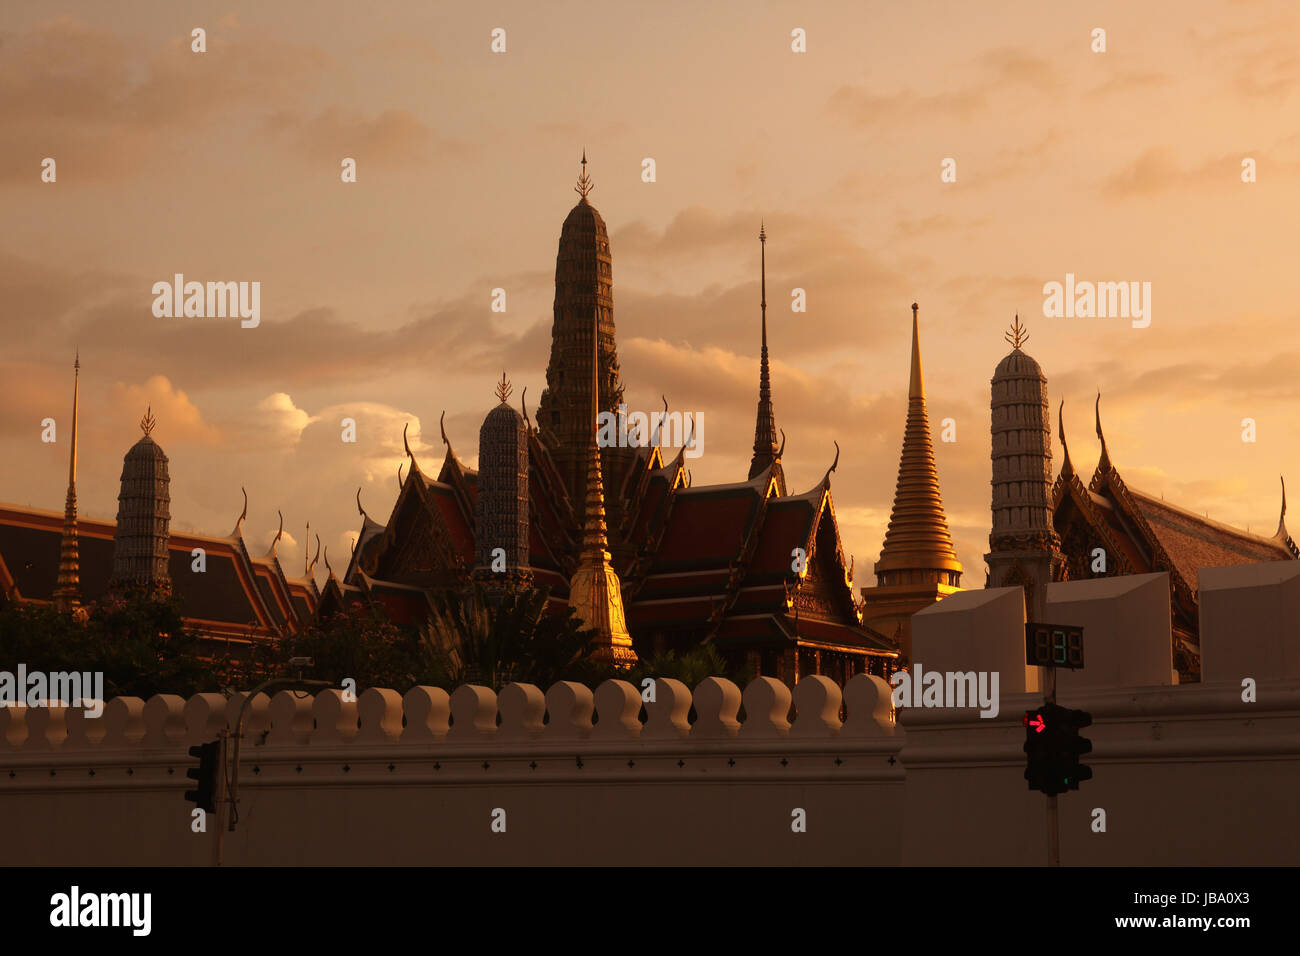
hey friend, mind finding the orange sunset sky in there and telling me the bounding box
[4,1,1300,587]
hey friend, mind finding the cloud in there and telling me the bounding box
[108,375,221,445]
[265,107,469,167]
[1099,148,1250,199]
[0,17,332,184]
[1086,70,1171,98]
[893,213,991,241]
[256,392,316,440]
[827,48,1062,129]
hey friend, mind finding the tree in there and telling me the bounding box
[420,583,600,691]
[0,590,210,699]
[276,603,432,692]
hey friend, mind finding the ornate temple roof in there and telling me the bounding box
[0,501,317,644]
[1051,396,1296,679]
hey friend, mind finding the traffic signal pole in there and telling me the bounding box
[1044,666,1059,868]
[213,730,228,867]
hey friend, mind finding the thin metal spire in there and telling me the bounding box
[53,353,82,612]
[749,223,780,484]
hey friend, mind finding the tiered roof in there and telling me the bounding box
[0,501,318,648]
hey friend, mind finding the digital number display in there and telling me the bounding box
[1025,624,1084,669]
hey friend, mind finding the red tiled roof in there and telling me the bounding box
[651,484,762,567]
[748,498,816,576]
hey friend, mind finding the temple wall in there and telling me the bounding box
[2,563,1297,866]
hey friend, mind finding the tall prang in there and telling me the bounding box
[474,372,532,597]
[985,316,1060,621]
[52,354,82,613]
[537,152,625,521]
[859,303,964,661]
[111,407,172,594]
[748,223,786,493]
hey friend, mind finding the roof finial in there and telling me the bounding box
[521,386,531,429]
[1005,314,1029,350]
[823,440,840,483]
[398,461,405,491]
[495,371,513,404]
[308,534,321,575]
[356,487,368,520]
[575,149,594,201]
[232,487,248,537]
[323,545,334,579]
[777,428,786,459]
[403,421,422,474]
[1095,391,1111,470]
[1058,399,1074,477]
[140,406,156,437]
[1276,475,1290,541]
[270,510,284,554]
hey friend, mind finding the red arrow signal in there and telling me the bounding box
[1028,715,1046,733]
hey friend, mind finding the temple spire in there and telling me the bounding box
[748,223,784,490]
[874,303,963,582]
[909,302,924,399]
[53,353,82,613]
[568,301,637,666]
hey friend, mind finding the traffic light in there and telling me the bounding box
[1023,703,1093,795]
[185,740,221,813]
[1056,705,1093,791]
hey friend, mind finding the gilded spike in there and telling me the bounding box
[568,294,637,666]
[1004,314,1029,351]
